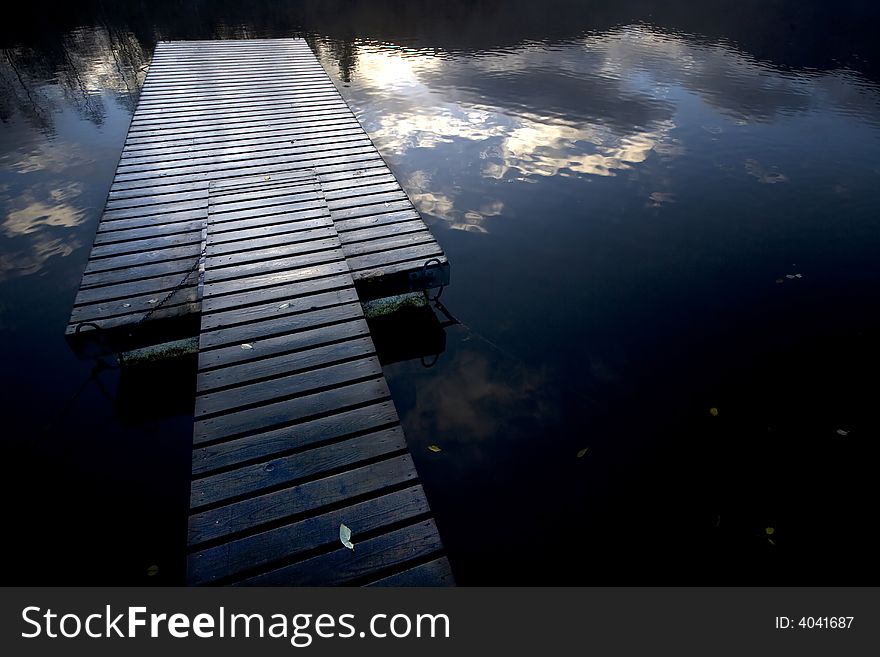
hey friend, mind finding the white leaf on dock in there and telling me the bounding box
[240,343,254,350]
[147,298,159,304]
[340,523,354,550]
[278,302,290,310]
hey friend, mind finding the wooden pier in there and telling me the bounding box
[66,38,449,356]
[66,39,453,585]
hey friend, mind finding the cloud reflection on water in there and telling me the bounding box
[317,25,880,234]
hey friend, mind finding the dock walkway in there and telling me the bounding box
[67,38,449,355]
[66,39,453,585]
[187,172,451,586]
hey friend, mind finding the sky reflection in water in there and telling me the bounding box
[2,3,880,583]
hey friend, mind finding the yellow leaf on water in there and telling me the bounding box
[147,564,159,577]
[576,448,589,458]
[709,407,719,417]
[428,445,442,453]
[765,527,775,535]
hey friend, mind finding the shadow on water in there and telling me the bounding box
[2,0,880,584]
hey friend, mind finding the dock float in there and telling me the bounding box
[66,38,449,356]
[65,39,453,585]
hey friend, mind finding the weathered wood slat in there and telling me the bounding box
[188,451,418,545]
[191,401,399,475]
[128,100,352,134]
[233,520,444,586]
[182,169,448,585]
[188,486,430,586]
[109,152,385,193]
[116,135,373,176]
[193,378,391,444]
[197,335,375,393]
[132,92,345,121]
[119,128,366,167]
[195,356,384,418]
[190,426,407,509]
[84,243,201,273]
[198,318,371,370]
[367,557,456,587]
[121,116,365,151]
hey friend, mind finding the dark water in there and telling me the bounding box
[2,1,880,584]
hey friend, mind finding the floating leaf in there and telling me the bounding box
[146,564,159,577]
[786,274,796,279]
[576,447,589,458]
[240,343,254,350]
[339,523,354,550]
[775,279,784,284]
[836,429,850,436]
[767,538,776,545]
[709,407,719,417]
[765,527,775,535]
[794,273,803,279]
[278,302,290,310]
[428,445,442,453]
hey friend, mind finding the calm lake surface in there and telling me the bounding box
[2,0,879,584]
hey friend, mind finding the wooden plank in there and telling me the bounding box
[112,145,376,185]
[193,378,391,444]
[191,401,399,475]
[188,486,431,586]
[131,92,344,121]
[127,100,352,134]
[118,128,366,167]
[67,34,449,403]
[81,258,198,288]
[199,303,366,350]
[233,520,444,586]
[190,426,407,508]
[199,318,371,370]
[197,335,375,393]
[116,135,372,176]
[181,170,449,585]
[367,557,456,587]
[195,356,384,418]
[188,454,419,545]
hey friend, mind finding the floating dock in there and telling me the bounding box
[66,39,453,586]
[67,38,449,356]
